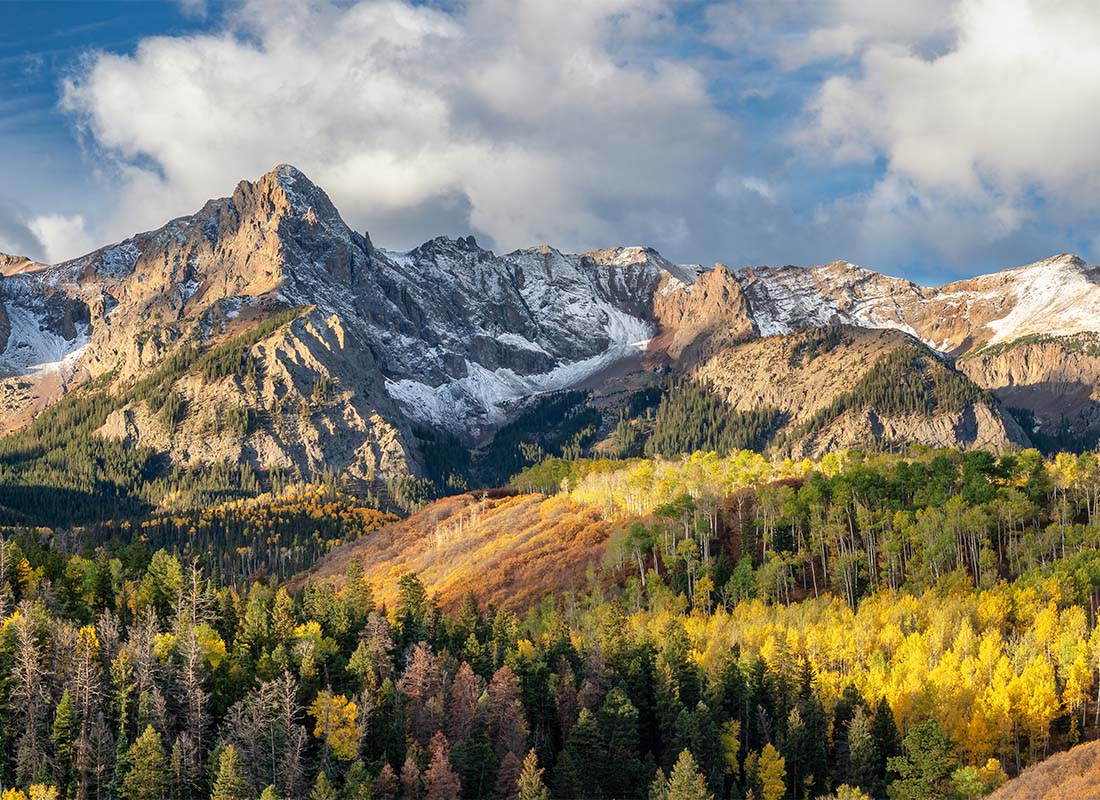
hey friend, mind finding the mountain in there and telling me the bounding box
[3,164,1100,500]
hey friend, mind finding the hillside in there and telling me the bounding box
[988,740,1100,800]
[290,490,614,611]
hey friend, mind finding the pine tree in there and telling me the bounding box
[212,745,251,800]
[887,720,958,800]
[309,771,338,800]
[515,750,549,800]
[668,749,714,800]
[423,733,462,800]
[119,726,168,800]
[259,787,281,800]
[50,689,76,795]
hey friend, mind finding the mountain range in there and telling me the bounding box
[2,164,1098,488]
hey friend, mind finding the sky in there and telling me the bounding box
[2,0,1099,284]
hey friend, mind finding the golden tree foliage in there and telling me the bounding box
[309,690,360,761]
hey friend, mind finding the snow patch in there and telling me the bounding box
[0,305,89,377]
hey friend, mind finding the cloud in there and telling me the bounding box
[0,198,47,262]
[29,213,95,264]
[60,0,738,259]
[705,0,956,69]
[797,0,1100,262]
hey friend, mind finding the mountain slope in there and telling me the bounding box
[3,164,1100,503]
[289,490,613,611]
[987,739,1100,800]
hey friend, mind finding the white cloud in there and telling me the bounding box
[29,214,96,264]
[61,0,736,257]
[799,0,1100,257]
[0,199,47,262]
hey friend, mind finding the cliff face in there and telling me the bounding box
[958,335,1100,439]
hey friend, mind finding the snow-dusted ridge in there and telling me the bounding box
[3,164,1100,449]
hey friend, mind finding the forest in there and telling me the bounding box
[0,446,1098,798]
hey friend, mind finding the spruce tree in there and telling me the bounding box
[555,708,604,798]
[870,697,902,792]
[650,750,714,800]
[212,745,251,800]
[515,750,550,800]
[494,751,521,800]
[309,771,338,800]
[372,764,398,800]
[598,687,643,797]
[847,707,879,797]
[119,726,168,800]
[50,689,76,795]
[886,720,958,800]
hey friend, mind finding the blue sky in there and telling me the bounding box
[1,0,1098,284]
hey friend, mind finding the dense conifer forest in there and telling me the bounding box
[0,446,1098,798]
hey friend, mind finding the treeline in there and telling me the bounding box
[474,391,602,488]
[642,380,781,459]
[77,483,396,584]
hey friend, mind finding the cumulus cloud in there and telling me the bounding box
[797,0,1100,264]
[49,0,1100,275]
[0,199,47,262]
[61,0,737,257]
[29,213,96,264]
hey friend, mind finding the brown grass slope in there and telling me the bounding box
[988,739,1100,800]
[290,491,613,612]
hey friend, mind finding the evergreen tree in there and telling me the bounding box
[871,697,902,791]
[887,721,958,800]
[50,689,76,796]
[372,764,398,800]
[847,707,879,798]
[515,750,549,800]
[212,745,251,800]
[649,750,714,800]
[259,787,281,800]
[599,687,644,797]
[309,771,338,800]
[119,726,168,800]
[555,708,604,798]
[400,756,422,800]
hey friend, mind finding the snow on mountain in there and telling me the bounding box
[732,254,1100,355]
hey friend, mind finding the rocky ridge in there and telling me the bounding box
[3,165,1100,480]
